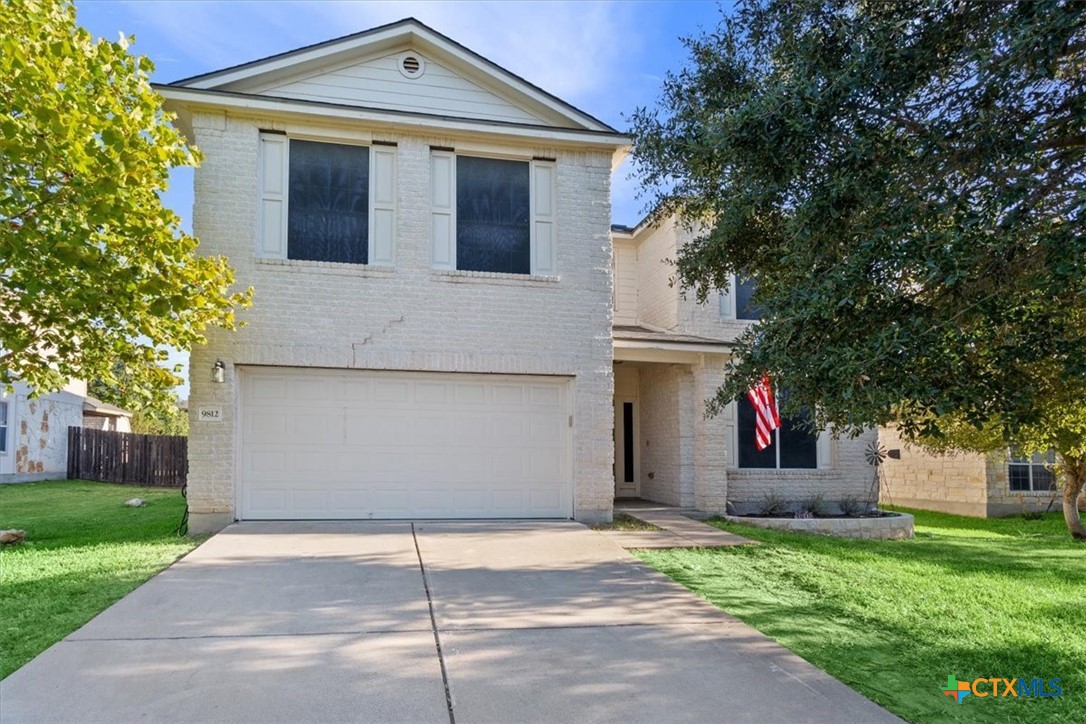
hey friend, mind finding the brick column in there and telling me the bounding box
[692,355,729,514]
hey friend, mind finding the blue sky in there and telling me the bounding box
[73,0,730,393]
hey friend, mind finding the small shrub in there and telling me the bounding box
[799,493,829,518]
[839,495,867,517]
[759,491,789,517]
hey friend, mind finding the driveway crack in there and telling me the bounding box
[412,523,456,724]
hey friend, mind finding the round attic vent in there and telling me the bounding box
[398,53,425,79]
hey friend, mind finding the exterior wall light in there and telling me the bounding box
[212,360,226,384]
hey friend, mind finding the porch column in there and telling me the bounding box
[692,355,729,514]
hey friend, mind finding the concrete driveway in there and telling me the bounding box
[1,521,898,724]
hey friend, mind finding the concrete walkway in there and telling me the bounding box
[601,504,753,548]
[1,521,899,724]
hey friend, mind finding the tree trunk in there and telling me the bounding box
[1062,455,1086,541]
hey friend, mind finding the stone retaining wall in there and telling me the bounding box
[723,511,914,540]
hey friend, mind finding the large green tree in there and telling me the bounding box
[631,0,1086,536]
[0,0,249,408]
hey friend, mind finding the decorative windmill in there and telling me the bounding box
[864,440,900,511]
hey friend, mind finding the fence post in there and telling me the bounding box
[67,426,81,480]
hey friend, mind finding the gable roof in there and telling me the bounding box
[83,396,133,418]
[166,17,618,135]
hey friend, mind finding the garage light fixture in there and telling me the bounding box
[212,360,226,384]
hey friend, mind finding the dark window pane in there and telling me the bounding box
[622,402,634,483]
[288,140,369,264]
[1031,465,1055,491]
[735,276,761,320]
[456,156,530,274]
[0,401,6,453]
[1008,464,1031,491]
[778,408,818,468]
[738,396,776,468]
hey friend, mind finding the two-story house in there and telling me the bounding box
[160,19,627,533]
[164,19,875,534]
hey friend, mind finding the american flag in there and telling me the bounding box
[747,375,781,451]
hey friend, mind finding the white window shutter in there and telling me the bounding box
[258,133,288,259]
[817,429,832,469]
[719,276,736,318]
[530,160,556,275]
[430,151,456,270]
[725,401,738,468]
[369,145,397,266]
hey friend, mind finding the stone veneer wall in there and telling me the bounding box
[984,452,1065,517]
[723,512,914,540]
[877,426,990,516]
[0,385,84,484]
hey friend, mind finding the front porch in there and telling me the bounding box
[612,325,732,516]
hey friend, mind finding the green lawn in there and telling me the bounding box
[636,509,1084,724]
[0,480,199,679]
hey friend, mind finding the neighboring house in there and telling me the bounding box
[162,19,875,533]
[878,427,1076,517]
[0,380,86,483]
[82,396,133,433]
[611,216,878,515]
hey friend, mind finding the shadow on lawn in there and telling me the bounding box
[640,513,1084,724]
[647,557,1082,724]
[708,517,1086,585]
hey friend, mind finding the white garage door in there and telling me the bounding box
[239,367,572,519]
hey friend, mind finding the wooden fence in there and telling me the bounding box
[67,427,187,488]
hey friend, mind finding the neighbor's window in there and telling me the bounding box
[430,151,556,275]
[0,400,8,454]
[1009,450,1056,492]
[719,275,762,320]
[737,395,817,469]
[259,134,397,266]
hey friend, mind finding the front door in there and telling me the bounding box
[614,398,638,498]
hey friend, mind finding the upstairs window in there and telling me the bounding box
[287,140,370,264]
[720,274,762,320]
[259,134,397,266]
[1009,450,1056,492]
[431,151,556,275]
[737,395,817,469]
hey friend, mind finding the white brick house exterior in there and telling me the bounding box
[162,20,628,533]
[164,19,877,533]
[610,216,878,515]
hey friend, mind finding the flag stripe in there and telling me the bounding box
[747,375,781,452]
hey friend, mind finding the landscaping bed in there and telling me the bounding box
[0,480,199,679]
[636,508,1084,723]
